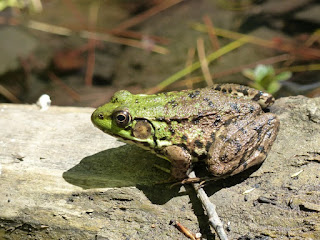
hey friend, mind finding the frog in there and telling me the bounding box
[91,84,279,180]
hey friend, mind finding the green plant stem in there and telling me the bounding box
[155,37,248,91]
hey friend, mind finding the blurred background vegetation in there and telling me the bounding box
[0,0,319,107]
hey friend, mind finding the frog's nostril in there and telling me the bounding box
[98,113,104,120]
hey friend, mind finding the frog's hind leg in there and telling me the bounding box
[229,113,279,176]
[207,113,279,177]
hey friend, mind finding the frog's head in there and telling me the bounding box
[91,90,164,149]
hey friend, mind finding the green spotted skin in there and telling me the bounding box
[92,84,279,179]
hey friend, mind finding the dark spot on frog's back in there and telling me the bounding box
[194,140,203,148]
[224,118,233,126]
[168,100,178,108]
[239,127,247,134]
[233,140,242,153]
[230,103,240,113]
[213,116,221,126]
[237,88,248,96]
[188,90,200,98]
[181,135,188,141]
[191,151,199,158]
[252,91,263,101]
[204,97,214,108]
[214,85,221,91]
[205,141,212,152]
[210,132,216,142]
[254,125,263,135]
[198,153,207,161]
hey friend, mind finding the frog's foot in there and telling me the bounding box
[207,113,280,177]
[163,145,192,180]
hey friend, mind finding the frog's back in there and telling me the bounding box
[129,87,263,120]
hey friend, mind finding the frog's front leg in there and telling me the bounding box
[207,113,279,177]
[163,145,192,180]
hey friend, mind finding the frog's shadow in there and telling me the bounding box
[63,144,260,204]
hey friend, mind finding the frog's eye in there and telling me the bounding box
[112,110,131,127]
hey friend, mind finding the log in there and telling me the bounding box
[0,96,319,239]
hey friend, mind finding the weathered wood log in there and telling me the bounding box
[0,96,319,239]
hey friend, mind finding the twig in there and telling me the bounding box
[110,0,184,33]
[48,72,80,101]
[211,54,291,80]
[192,23,320,59]
[304,30,320,47]
[169,220,198,240]
[203,15,220,52]
[85,38,96,86]
[84,1,100,86]
[188,171,229,240]
[276,63,320,73]
[197,38,213,86]
[62,0,87,27]
[184,47,196,89]
[146,37,247,93]
[113,30,170,45]
[0,84,21,103]
[26,20,168,54]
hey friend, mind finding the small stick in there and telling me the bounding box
[110,0,183,33]
[212,54,291,80]
[48,72,81,101]
[203,15,220,52]
[197,38,213,86]
[184,47,196,89]
[188,171,229,240]
[84,1,100,86]
[169,220,198,240]
[0,84,21,103]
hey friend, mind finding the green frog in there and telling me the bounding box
[91,84,279,180]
